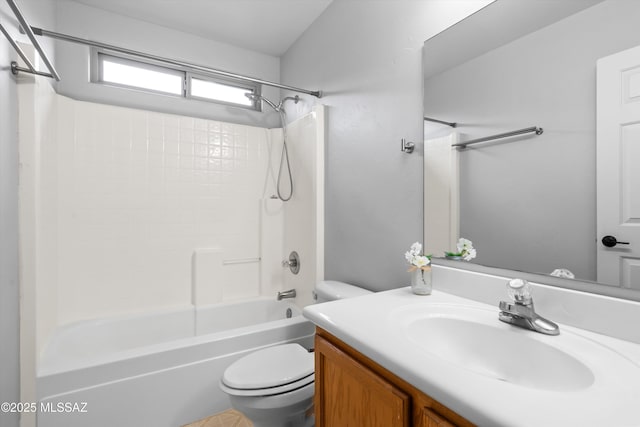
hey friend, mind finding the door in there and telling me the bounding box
[597,44,640,288]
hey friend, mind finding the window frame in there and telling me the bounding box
[91,50,185,97]
[90,48,261,111]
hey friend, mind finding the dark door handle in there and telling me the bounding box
[602,235,630,248]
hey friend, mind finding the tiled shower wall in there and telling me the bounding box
[45,95,286,333]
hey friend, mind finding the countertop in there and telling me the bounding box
[303,287,640,427]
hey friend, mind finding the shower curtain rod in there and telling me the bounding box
[30,26,323,98]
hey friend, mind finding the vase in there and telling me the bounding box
[410,267,432,295]
[445,255,463,260]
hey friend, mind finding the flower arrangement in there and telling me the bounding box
[445,238,477,261]
[404,242,431,272]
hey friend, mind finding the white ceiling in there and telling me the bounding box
[66,0,333,56]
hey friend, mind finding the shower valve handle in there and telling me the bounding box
[282,251,300,275]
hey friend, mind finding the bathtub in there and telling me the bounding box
[36,297,315,427]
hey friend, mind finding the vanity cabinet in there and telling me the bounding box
[314,328,474,427]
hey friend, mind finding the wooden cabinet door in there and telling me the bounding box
[419,407,455,427]
[315,334,410,427]
[413,392,471,427]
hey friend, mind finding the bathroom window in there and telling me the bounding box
[189,76,255,107]
[91,50,259,109]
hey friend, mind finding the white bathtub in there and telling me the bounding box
[37,297,315,427]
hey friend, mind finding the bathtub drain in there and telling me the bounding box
[286,308,293,318]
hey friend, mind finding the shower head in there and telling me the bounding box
[245,93,280,112]
[281,95,300,105]
[244,92,300,202]
[245,93,300,112]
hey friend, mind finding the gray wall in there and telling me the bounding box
[0,25,20,427]
[423,0,640,281]
[281,1,490,291]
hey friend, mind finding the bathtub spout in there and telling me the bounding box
[277,289,296,300]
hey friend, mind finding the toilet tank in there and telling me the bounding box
[313,280,372,303]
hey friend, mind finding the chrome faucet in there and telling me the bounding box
[498,279,559,336]
[277,289,296,300]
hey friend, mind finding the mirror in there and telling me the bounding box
[423,0,640,298]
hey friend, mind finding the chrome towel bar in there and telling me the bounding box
[424,116,457,128]
[1,0,60,80]
[453,126,543,149]
[222,257,261,265]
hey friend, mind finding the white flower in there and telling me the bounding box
[456,238,473,253]
[463,248,476,261]
[409,242,422,256]
[456,238,476,260]
[413,255,431,268]
[404,251,414,263]
[405,242,422,263]
[448,237,477,261]
[404,242,430,268]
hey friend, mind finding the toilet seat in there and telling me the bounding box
[221,343,314,397]
[220,373,314,397]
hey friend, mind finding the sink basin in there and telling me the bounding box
[396,305,595,391]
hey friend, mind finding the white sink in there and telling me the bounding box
[305,287,640,426]
[392,304,608,391]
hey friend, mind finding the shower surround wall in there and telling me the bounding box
[55,97,267,318]
[22,87,324,357]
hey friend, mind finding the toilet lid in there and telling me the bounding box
[222,343,314,390]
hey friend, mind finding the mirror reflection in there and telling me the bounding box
[423,0,640,292]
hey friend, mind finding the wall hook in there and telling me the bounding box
[401,138,415,154]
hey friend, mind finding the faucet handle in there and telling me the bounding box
[507,278,532,305]
[282,251,300,275]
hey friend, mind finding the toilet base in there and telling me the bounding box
[227,383,314,427]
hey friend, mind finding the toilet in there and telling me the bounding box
[219,280,372,427]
